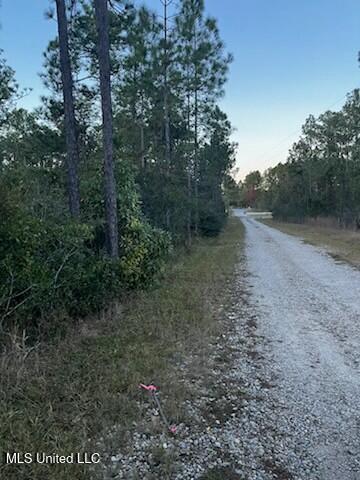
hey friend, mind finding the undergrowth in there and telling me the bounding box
[0,216,244,480]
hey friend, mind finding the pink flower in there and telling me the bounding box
[139,383,158,392]
[169,425,177,434]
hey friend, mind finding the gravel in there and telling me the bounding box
[101,210,360,479]
[236,209,360,480]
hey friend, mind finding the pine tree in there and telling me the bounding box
[175,0,232,235]
[94,0,119,258]
[161,0,173,168]
[55,0,81,218]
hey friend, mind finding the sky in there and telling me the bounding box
[1,1,360,179]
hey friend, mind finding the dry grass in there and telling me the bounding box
[262,219,360,268]
[0,217,244,480]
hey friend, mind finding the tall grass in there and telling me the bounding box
[0,217,244,480]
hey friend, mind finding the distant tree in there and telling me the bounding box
[224,175,242,207]
[113,5,161,169]
[0,51,18,127]
[175,0,232,235]
[161,0,173,169]
[260,89,360,226]
[243,170,261,207]
[198,106,236,234]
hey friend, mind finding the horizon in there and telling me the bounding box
[1,0,360,179]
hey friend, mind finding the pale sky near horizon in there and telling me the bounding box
[1,1,360,179]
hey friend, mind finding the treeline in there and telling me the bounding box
[0,0,235,341]
[230,89,360,227]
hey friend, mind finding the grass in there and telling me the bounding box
[0,216,244,480]
[262,219,360,268]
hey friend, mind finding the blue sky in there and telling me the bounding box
[1,1,360,178]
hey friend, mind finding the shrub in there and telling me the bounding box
[0,181,171,343]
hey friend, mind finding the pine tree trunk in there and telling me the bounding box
[194,86,199,235]
[186,87,192,248]
[162,0,172,230]
[163,0,171,166]
[187,168,192,249]
[94,0,119,258]
[193,27,199,236]
[139,89,145,168]
[140,118,145,168]
[164,91,171,165]
[55,0,80,218]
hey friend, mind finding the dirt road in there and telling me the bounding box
[235,209,360,479]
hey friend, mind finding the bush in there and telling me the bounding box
[0,183,171,342]
[119,218,172,288]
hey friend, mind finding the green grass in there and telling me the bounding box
[0,216,244,480]
[262,219,360,268]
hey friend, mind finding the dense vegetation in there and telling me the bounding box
[231,89,360,228]
[0,0,235,342]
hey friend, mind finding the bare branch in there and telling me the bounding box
[1,293,33,322]
[5,271,14,313]
[1,284,33,309]
[53,247,77,287]
[74,74,96,84]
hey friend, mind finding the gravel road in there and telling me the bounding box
[235,209,360,479]
[104,211,360,479]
